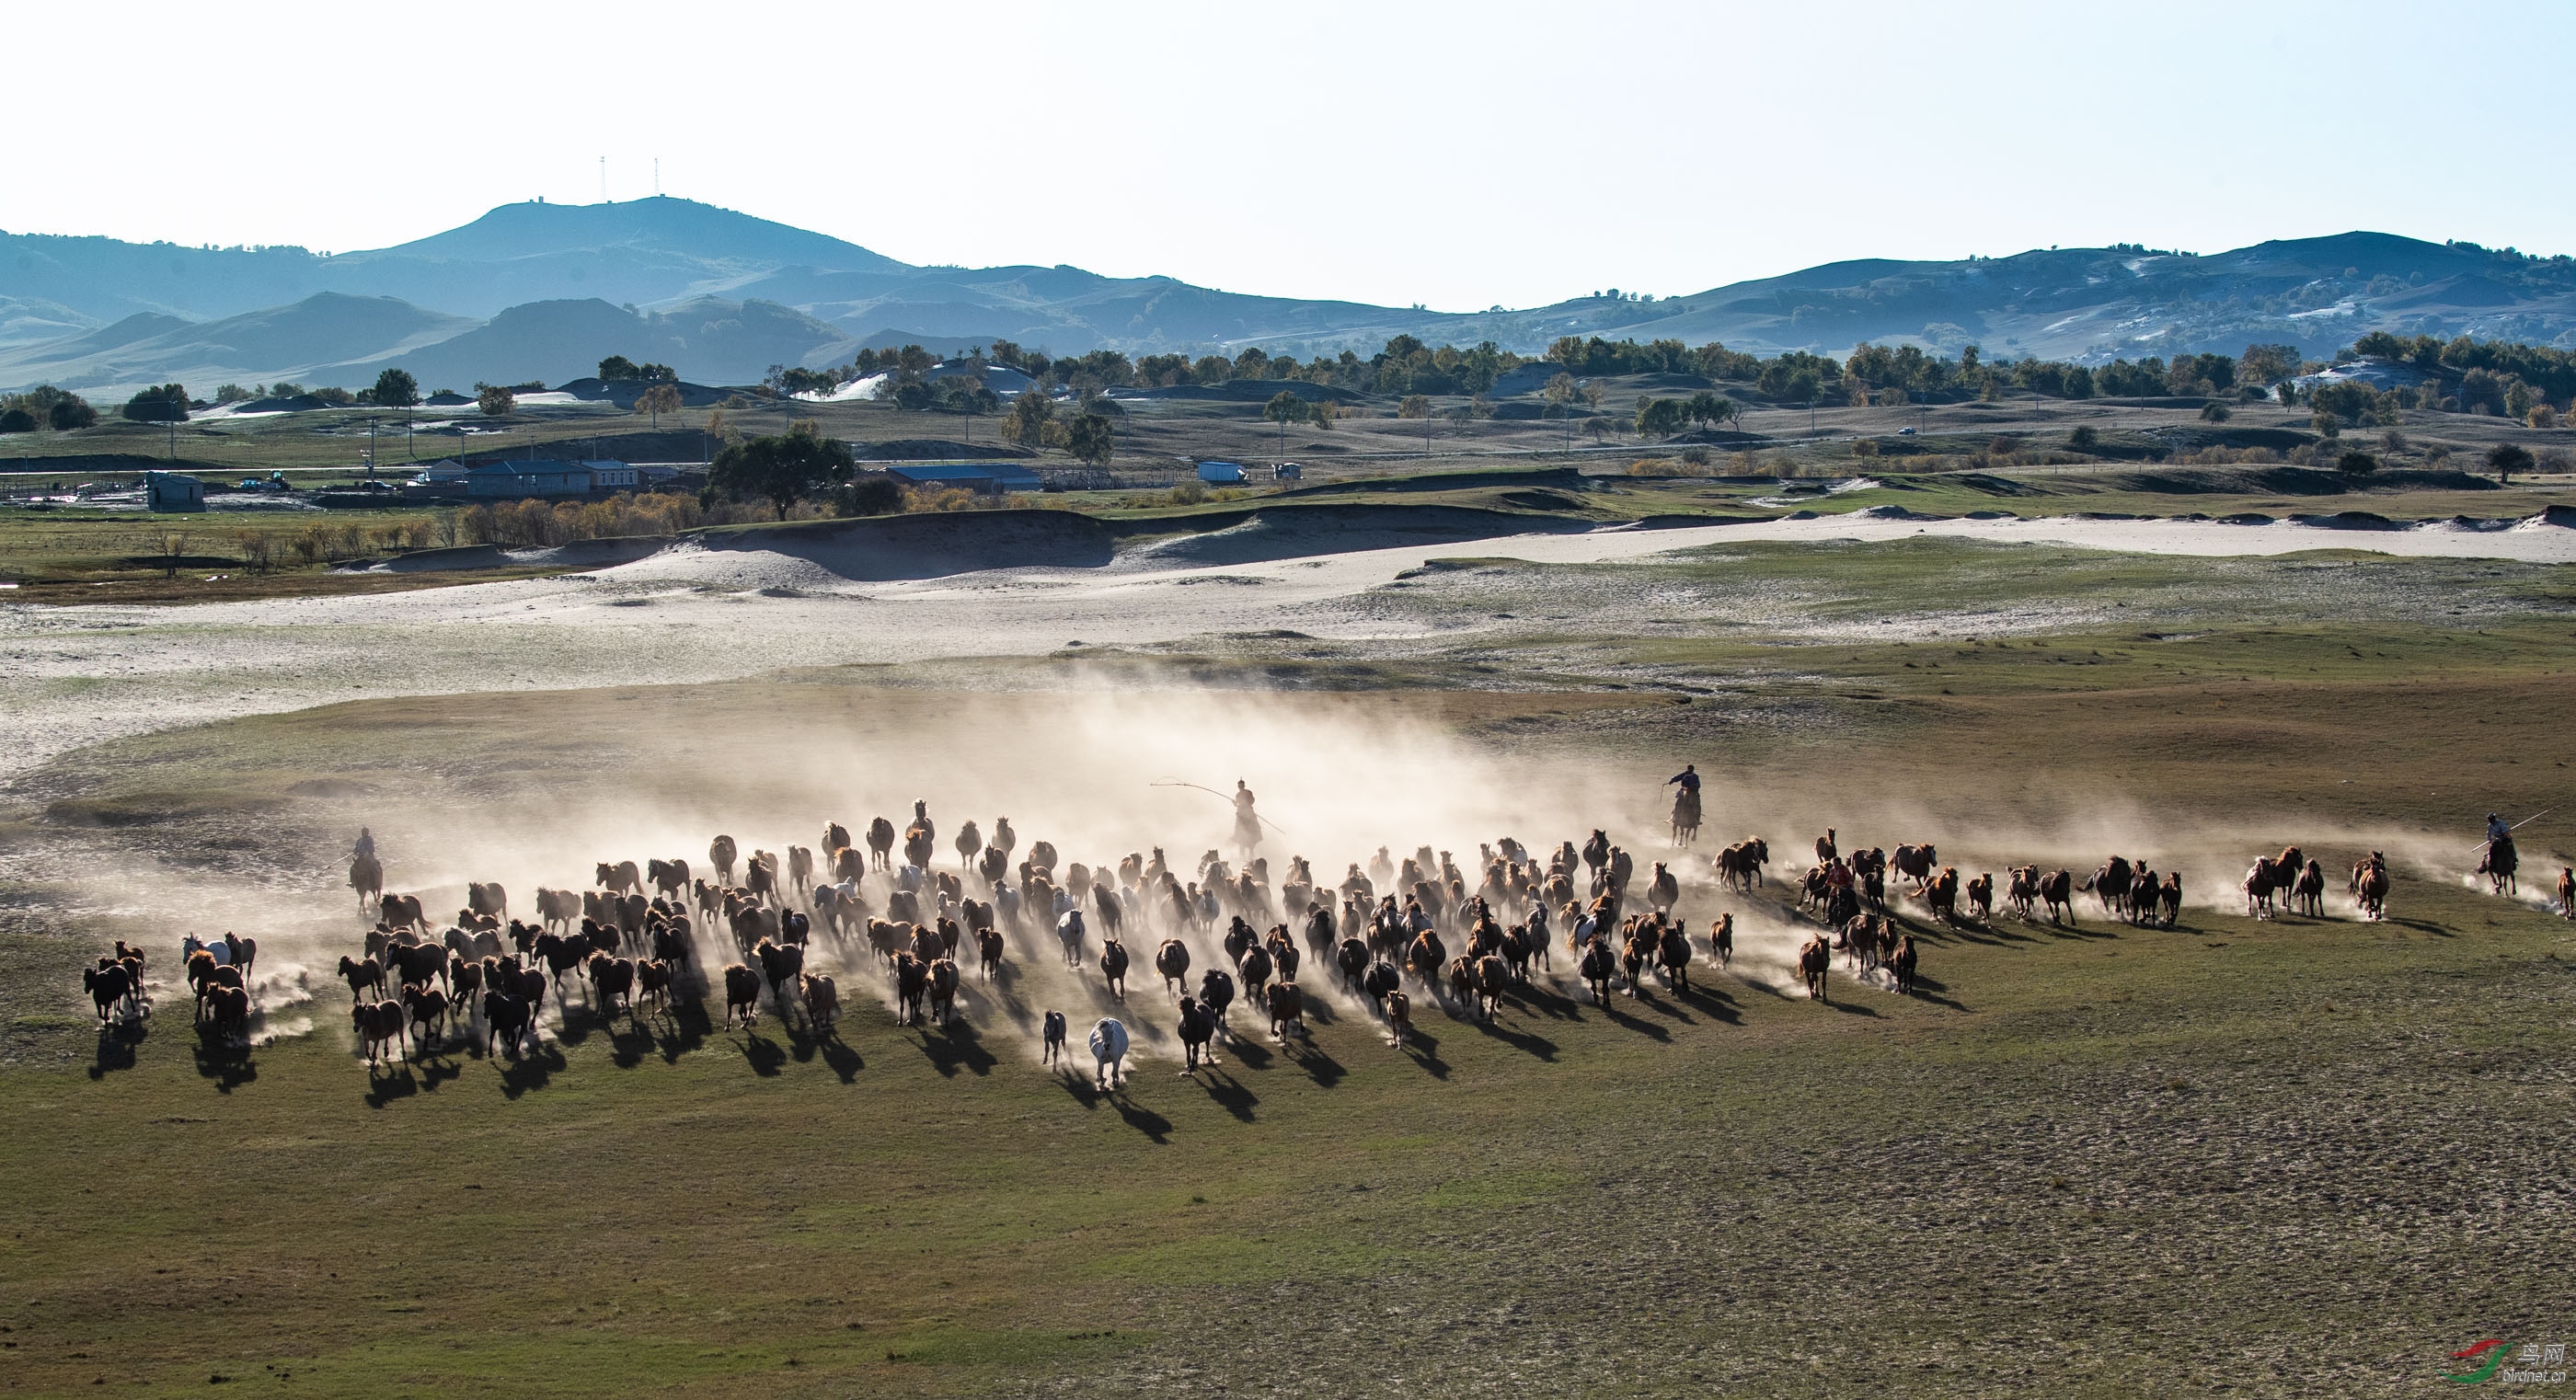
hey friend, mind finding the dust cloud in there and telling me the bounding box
[70,691,2558,1059]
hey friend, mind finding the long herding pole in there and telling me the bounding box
[1151,778,1289,836]
[2466,808,2552,855]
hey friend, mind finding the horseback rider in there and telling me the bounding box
[1665,763,1701,795]
[351,826,376,859]
[2486,812,2516,868]
[1231,780,1262,859]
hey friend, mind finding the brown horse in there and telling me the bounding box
[2351,855,2391,921]
[349,853,383,913]
[1798,935,1830,1001]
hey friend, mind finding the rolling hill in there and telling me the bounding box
[3,198,2571,396]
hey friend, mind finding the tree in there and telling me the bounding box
[477,384,516,417]
[0,408,32,433]
[2487,442,2535,483]
[1634,397,1687,439]
[598,355,640,382]
[49,394,98,430]
[635,383,683,429]
[1262,389,1308,453]
[1000,386,1053,446]
[371,369,419,412]
[1582,415,1611,444]
[2310,408,2340,439]
[939,377,1002,443]
[1065,412,1115,468]
[1397,395,1432,419]
[2200,402,2232,422]
[708,430,857,519]
[121,384,190,423]
[2067,425,2099,451]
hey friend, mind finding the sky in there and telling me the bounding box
[6,1,2572,313]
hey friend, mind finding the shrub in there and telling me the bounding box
[2530,406,2560,430]
[2381,429,2410,454]
[2066,425,2099,451]
[2310,409,2340,438]
[2200,402,2231,422]
[1850,438,1880,457]
[832,475,905,517]
[2337,451,2379,476]
[0,408,33,434]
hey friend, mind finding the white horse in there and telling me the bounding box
[1087,1017,1129,1089]
[181,934,233,967]
[1056,908,1087,968]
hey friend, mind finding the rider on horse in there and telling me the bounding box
[1666,764,1703,843]
[1232,780,1262,859]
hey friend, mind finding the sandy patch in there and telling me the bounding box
[5,511,2572,788]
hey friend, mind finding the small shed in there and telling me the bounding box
[144,471,204,512]
[583,460,639,489]
[1197,460,1245,484]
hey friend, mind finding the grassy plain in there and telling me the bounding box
[5,514,2576,1395]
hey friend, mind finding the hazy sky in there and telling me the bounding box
[9,1,2570,311]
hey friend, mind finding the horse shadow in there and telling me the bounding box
[1672,981,1742,1025]
[496,1042,564,1098]
[915,1020,997,1077]
[1195,1068,1259,1121]
[1630,985,1696,1024]
[1903,975,1969,1012]
[362,1063,420,1107]
[1282,1038,1345,1086]
[412,1048,465,1092]
[1108,1090,1173,1143]
[1399,1028,1450,1079]
[657,1001,712,1062]
[1501,981,1582,1021]
[1220,1033,1274,1072]
[1936,919,2023,947]
[1590,999,1671,1041]
[191,1030,257,1092]
[734,1028,788,1077]
[89,1022,144,1079]
[606,1018,658,1069]
[1821,997,1882,1017]
[1470,1016,1560,1061]
[2044,915,2122,942]
[818,1028,865,1083]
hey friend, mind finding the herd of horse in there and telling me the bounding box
[86,798,2566,1081]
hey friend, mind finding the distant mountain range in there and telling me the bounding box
[3,198,2571,396]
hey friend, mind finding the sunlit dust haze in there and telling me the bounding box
[59,691,2547,1061]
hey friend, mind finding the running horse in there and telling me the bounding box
[2479,832,2520,897]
